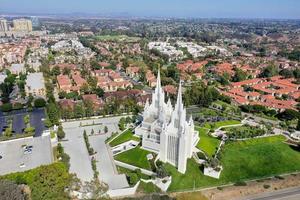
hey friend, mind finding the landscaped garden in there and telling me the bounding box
[109,129,140,147]
[114,146,153,170]
[196,127,220,157]
[165,135,300,191]
[203,120,241,131]
[222,124,266,139]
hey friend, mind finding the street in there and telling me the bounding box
[240,187,300,200]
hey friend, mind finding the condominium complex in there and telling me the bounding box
[13,18,33,32]
[0,18,8,32]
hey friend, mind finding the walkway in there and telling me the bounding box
[89,134,129,190]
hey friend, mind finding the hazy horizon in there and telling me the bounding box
[1,0,300,19]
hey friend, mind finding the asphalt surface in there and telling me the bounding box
[241,187,300,200]
[0,108,46,136]
[0,134,53,175]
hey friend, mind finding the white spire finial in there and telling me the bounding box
[156,68,161,89]
[176,80,183,108]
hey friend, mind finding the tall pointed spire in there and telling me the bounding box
[156,68,161,90]
[175,80,184,112]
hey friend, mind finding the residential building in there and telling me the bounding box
[0,18,8,32]
[25,73,46,98]
[13,18,33,32]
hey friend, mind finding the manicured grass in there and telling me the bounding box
[165,159,222,191]
[114,147,152,170]
[117,166,151,180]
[196,127,220,157]
[220,135,300,181]
[109,129,140,147]
[137,181,161,193]
[204,120,241,130]
[165,135,300,191]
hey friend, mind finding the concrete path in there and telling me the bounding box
[89,134,129,190]
[61,124,94,183]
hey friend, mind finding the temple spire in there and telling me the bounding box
[156,68,161,90]
[176,80,183,111]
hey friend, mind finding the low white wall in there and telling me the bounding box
[115,160,156,176]
[107,181,140,198]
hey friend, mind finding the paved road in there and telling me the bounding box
[240,187,300,200]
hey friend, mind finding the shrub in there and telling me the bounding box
[263,184,271,189]
[57,125,65,140]
[34,98,46,108]
[0,103,12,112]
[234,181,247,186]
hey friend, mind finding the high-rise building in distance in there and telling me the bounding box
[13,18,33,32]
[0,18,8,32]
[31,16,40,27]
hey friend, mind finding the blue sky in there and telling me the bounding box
[0,0,300,19]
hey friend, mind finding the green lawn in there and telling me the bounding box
[109,129,140,147]
[196,127,220,157]
[204,120,241,130]
[165,135,300,191]
[114,147,152,170]
[137,181,161,193]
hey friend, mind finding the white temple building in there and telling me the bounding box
[135,70,199,173]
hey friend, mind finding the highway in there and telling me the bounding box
[241,187,300,200]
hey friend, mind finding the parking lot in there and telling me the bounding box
[61,116,127,187]
[0,108,46,137]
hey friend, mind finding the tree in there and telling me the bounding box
[0,180,28,200]
[280,69,294,78]
[232,68,248,82]
[74,103,85,118]
[104,126,108,133]
[3,127,13,137]
[57,125,65,140]
[24,126,35,134]
[260,65,279,78]
[84,100,94,117]
[276,109,300,121]
[23,115,30,126]
[95,88,104,98]
[80,83,90,94]
[47,102,60,125]
[0,103,13,112]
[34,98,46,108]
[296,119,300,131]
[51,66,61,76]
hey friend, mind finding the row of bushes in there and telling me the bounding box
[83,130,95,155]
[0,98,46,112]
